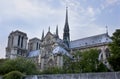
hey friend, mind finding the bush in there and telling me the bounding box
[3,71,25,79]
[41,67,63,74]
[0,58,38,75]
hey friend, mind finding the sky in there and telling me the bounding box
[0,0,120,58]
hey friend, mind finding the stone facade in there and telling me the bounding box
[28,38,41,52]
[39,32,66,70]
[6,30,28,59]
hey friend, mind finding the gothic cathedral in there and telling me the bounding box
[6,8,112,70]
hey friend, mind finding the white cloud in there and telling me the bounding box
[106,0,118,5]
[87,7,95,17]
[100,0,120,10]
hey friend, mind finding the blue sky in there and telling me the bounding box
[0,0,120,58]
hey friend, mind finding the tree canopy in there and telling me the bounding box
[63,49,108,73]
[108,29,120,71]
[0,57,38,75]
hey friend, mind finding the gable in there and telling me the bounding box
[43,32,55,42]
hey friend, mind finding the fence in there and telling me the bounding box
[25,72,120,79]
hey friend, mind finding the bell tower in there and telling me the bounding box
[6,30,28,59]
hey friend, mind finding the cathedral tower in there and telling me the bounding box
[63,7,70,47]
[6,30,28,59]
[28,37,41,52]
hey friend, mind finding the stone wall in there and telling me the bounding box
[25,72,120,79]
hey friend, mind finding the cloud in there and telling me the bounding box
[106,0,118,5]
[87,7,95,17]
[100,0,120,10]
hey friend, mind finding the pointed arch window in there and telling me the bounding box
[18,35,20,46]
[21,36,24,48]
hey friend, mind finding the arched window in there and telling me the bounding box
[36,42,39,50]
[21,36,24,48]
[17,35,20,46]
[11,36,14,46]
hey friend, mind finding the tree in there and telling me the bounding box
[79,49,99,72]
[41,67,63,74]
[64,49,108,73]
[0,58,39,75]
[108,29,120,71]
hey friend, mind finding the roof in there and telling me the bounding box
[10,30,27,36]
[52,46,72,58]
[44,31,54,39]
[28,50,40,57]
[29,37,41,41]
[70,33,112,49]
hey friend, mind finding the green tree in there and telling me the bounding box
[41,67,63,74]
[79,49,99,72]
[64,49,108,73]
[63,55,77,73]
[0,58,38,75]
[108,29,120,71]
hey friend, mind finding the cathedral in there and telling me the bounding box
[6,8,112,70]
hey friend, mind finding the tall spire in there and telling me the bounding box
[63,7,70,48]
[56,25,59,38]
[41,30,44,41]
[64,6,69,31]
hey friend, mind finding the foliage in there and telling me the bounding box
[63,54,81,73]
[0,59,7,65]
[0,48,110,75]
[97,62,109,72]
[3,71,24,79]
[79,49,99,72]
[0,57,38,75]
[41,67,63,74]
[108,29,120,71]
[0,59,7,70]
[63,49,108,73]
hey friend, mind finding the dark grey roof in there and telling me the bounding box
[70,33,112,49]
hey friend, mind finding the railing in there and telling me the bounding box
[24,72,120,79]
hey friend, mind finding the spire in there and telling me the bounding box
[41,30,44,41]
[64,6,69,31]
[63,7,70,48]
[56,25,59,38]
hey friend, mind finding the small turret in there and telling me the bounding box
[56,25,59,38]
